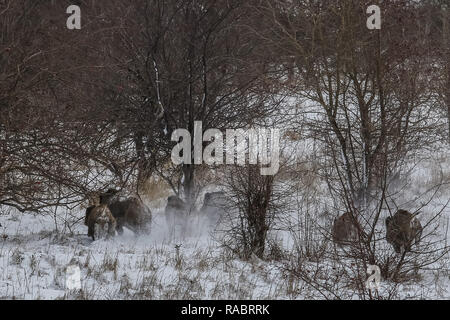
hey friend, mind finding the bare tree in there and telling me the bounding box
[443,3,450,142]
[253,0,449,299]
[219,164,286,259]
[88,0,283,203]
[0,1,139,218]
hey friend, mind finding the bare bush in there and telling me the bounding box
[219,164,286,259]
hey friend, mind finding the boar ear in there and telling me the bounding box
[386,217,391,225]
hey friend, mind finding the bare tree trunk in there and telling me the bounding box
[444,5,450,142]
[447,69,450,143]
[182,163,195,204]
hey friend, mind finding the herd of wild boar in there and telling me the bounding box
[84,190,226,241]
[332,209,423,253]
[84,189,152,240]
[85,189,423,254]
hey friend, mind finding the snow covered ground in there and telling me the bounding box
[0,207,290,300]
[0,147,449,300]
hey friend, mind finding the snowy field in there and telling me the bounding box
[0,209,289,300]
[0,147,449,300]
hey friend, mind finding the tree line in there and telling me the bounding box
[0,0,448,215]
